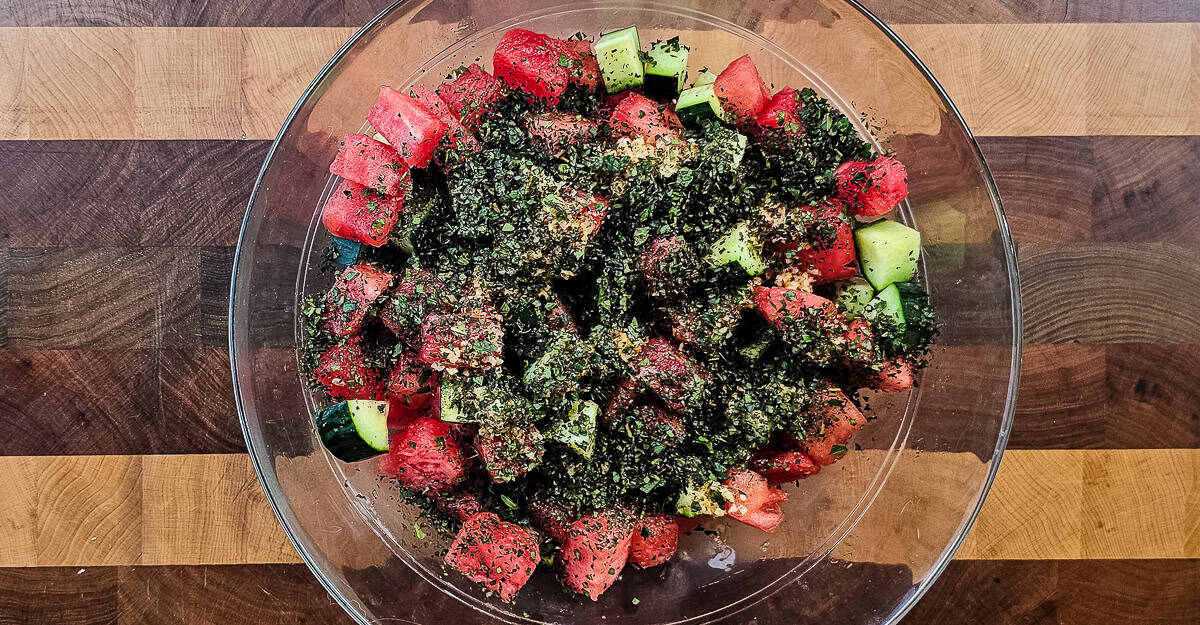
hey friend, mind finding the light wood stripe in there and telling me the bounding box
[0,449,1195,567]
[0,24,1195,140]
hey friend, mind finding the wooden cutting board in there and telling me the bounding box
[0,1,1197,623]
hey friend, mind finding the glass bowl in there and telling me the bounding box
[229,1,1021,623]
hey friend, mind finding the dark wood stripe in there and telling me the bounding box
[0,141,266,248]
[905,559,1200,625]
[0,0,1195,26]
[977,136,1200,243]
[1021,242,1200,344]
[0,560,1193,625]
[0,566,117,625]
[0,349,243,455]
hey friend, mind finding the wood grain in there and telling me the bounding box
[0,567,118,625]
[0,141,264,247]
[4,248,204,349]
[1,0,1196,27]
[0,24,1196,139]
[115,565,353,625]
[0,449,1193,567]
[1020,243,1200,344]
[907,559,1200,625]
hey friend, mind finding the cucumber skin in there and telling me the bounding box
[316,402,385,463]
[855,220,920,290]
[595,26,644,92]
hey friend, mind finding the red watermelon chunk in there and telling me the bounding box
[835,155,909,217]
[475,424,545,484]
[561,509,635,600]
[755,87,803,134]
[329,133,411,196]
[841,317,879,370]
[525,112,600,156]
[715,54,771,126]
[444,512,540,602]
[379,268,451,341]
[753,286,839,331]
[313,341,381,400]
[869,356,915,393]
[628,514,679,569]
[769,202,858,284]
[610,92,681,145]
[437,63,505,129]
[322,263,393,338]
[321,179,404,247]
[383,352,440,425]
[417,310,504,371]
[800,387,865,466]
[723,468,788,532]
[367,86,447,168]
[565,39,602,90]
[528,495,574,543]
[435,490,483,523]
[380,415,470,491]
[750,449,821,484]
[631,338,711,414]
[407,84,480,153]
[493,28,572,104]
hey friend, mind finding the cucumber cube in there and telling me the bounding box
[854,219,920,290]
[709,222,765,276]
[692,69,717,87]
[346,400,391,451]
[644,38,689,98]
[675,83,731,125]
[595,26,644,92]
[835,277,875,320]
[870,284,905,330]
[548,399,599,459]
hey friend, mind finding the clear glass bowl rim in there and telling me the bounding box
[228,1,1023,623]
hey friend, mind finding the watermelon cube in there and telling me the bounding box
[366,86,447,168]
[628,514,679,569]
[869,356,915,393]
[445,512,540,602]
[723,468,788,532]
[406,84,480,153]
[769,202,858,284]
[631,338,711,414]
[436,63,505,129]
[313,341,381,400]
[493,28,572,104]
[383,353,440,425]
[835,155,909,217]
[753,286,839,331]
[800,387,865,465]
[561,509,635,600]
[379,268,451,341]
[750,449,821,484]
[321,179,404,247]
[322,263,393,338]
[756,87,803,134]
[610,92,680,145]
[565,39,602,90]
[714,54,771,126]
[329,133,411,196]
[417,310,504,371]
[525,112,600,156]
[380,415,470,491]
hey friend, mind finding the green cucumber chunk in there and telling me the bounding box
[595,26,644,92]
[643,38,689,98]
[675,83,731,125]
[709,222,766,276]
[854,219,921,290]
[548,399,599,459]
[870,283,905,330]
[316,400,390,462]
[692,69,717,87]
[835,277,875,320]
[439,377,481,423]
